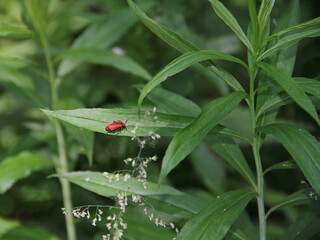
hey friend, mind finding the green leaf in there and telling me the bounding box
[256,0,300,138]
[176,189,256,240]
[54,171,208,215]
[134,84,201,117]
[264,16,320,44]
[208,136,257,189]
[263,160,297,175]
[57,5,152,76]
[0,23,32,38]
[58,48,151,80]
[24,0,47,36]
[127,0,198,53]
[127,0,244,92]
[257,77,320,118]
[41,108,195,137]
[266,189,312,218]
[159,92,246,183]
[257,0,275,38]
[259,16,320,61]
[258,62,320,125]
[259,123,320,195]
[63,123,94,166]
[190,143,225,193]
[124,208,176,240]
[138,50,247,107]
[209,0,253,53]
[295,77,320,100]
[280,204,320,240]
[0,67,44,107]
[0,217,19,237]
[0,225,60,240]
[247,0,259,47]
[0,151,53,194]
[256,92,292,119]
[41,108,252,144]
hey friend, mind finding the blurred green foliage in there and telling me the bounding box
[0,0,319,239]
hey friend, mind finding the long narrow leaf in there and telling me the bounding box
[280,205,320,240]
[176,189,256,240]
[266,189,312,218]
[256,0,300,140]
[128,0,244,92]
[259,123,320,195]
[41,108,249,143]
[54,171,209,215]
[258,62,320,125]
[208,136,256,189]
[138,50,247,107]
[58,48,151,80]
[209,0,253,53]
[263,160,297,175]
[259,27,320,60]
[265,16,320,43]
[248,0,259,47]
[0,23,32,38]
[134,84,201,117]
[57,5,153,76]
[159,92,246,183]
[257,0,275,38]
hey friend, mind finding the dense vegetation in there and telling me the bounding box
[0,0,319,240]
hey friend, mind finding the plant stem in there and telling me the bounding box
[55,119,77,240]
[41,33,77,240]
[249,64,266,240]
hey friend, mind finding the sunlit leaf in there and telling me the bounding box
[266,189,312,218]
[41,108,251,143]
[0,217,19,237]
[54,171,209,215]
[0,152,53,194]
[159,92,246,183]
[259,123,320,195]
[138,50,247,107]
[58,48,151,80]
[209,0,253,53]
[176,189,256,240]
[258,62,320,125]
[0,23,32,38]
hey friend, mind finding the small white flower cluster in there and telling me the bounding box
[116,192,128,213]
[69,208,91,219]
[103,172,131,183]
[103,213,127,240]
[123,155,158,189]
[142,207,179,234]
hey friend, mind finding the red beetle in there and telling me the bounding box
[105,120,128,133]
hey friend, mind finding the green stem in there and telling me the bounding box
[55,120,77,240]
[249,64,266,240]
[41,33,77,240]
